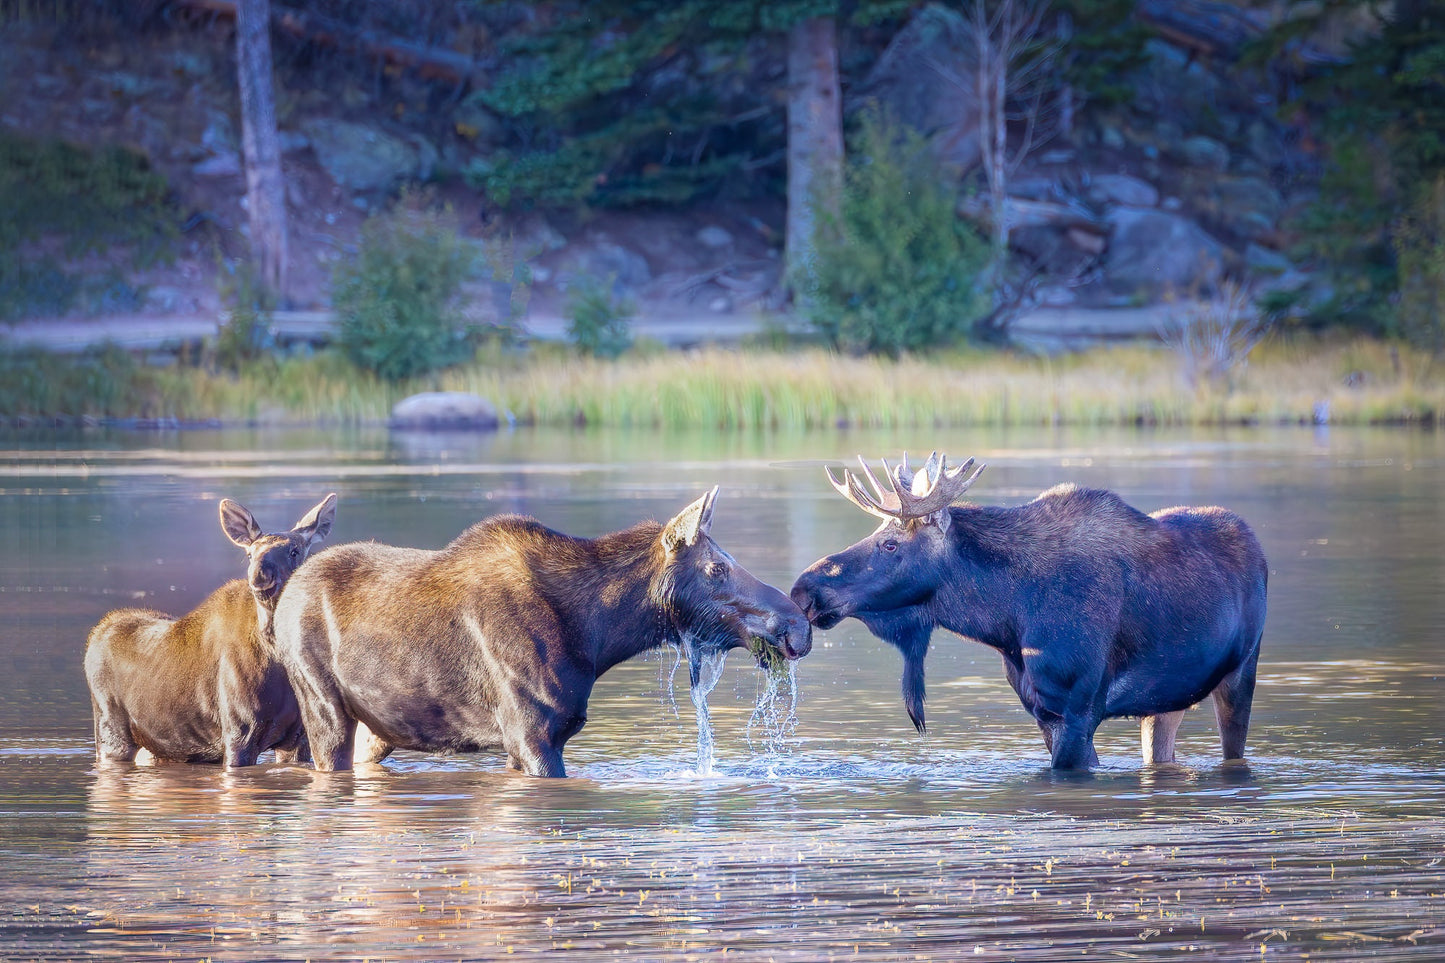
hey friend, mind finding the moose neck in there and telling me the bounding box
[931,507,1020,651]
[252,595,277,645]
[572,523,677,676]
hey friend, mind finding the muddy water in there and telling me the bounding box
[2,424,1444,961]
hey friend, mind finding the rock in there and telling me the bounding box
[278,130,310,154]
[193,152,242,177]
[1245,119,1286,169]
[860,3,981,169]
[389,392,499,431]
[1099,124,1126,151]
[696,225,734,248]
[1181,135,1230,171]
[1211,176,1283,239]
[1244,243,1292,276]
[578,240,652,291]
[1103,207,1224,297]
[301,118,430,192]
[1088,173,1159,209]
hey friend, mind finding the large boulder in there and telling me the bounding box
[389,392,499,431]
[301,118,435,192]
[1103,207,1224,297]
[859,4,981,169]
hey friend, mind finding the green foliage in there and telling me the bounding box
[331,204,479,382]
[215,262,276,373]
[0,345,154,417]
[1054,0,1150,108]
[1269,2,1445,331]
[0,133,176,320]
[1394,176,1445,357]
[565,277,634,359]
[803,113,991,356]
[466,1,909,211]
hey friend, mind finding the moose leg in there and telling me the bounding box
[506,737,566,778]
[92,695,138,764]
[1211,652,1259,761]
[352,723,394,765]
[1140,710,1186,764]
[286,666,357,771]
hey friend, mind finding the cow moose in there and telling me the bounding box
[85,493,338,767]
[272,487,812,776]
[790,452,1267,770]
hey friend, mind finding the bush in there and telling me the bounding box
[0,133,177,321]
[565,277,634,359]
[215,261,276,372]
[803,112,991,356]
[1394,176,1445,359]
[331,204,478,381]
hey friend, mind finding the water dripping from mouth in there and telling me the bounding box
[746,659,799,756]
[688,648,728,777]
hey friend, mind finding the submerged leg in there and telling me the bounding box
[1212,652,1259,761]
[92,696,138,764]
[1140,710,1187,764]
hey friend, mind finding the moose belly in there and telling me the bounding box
[349,694,503,755]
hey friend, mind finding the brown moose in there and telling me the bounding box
[791,452,1267,770]
[85,493,337,767]
[272,487,811,776]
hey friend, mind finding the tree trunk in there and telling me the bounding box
[235,0,288,296]
[785,16,843,296]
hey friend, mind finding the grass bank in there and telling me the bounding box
[1,338,1440,428]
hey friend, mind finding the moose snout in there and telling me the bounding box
[789,574,847,631]
[770,609,813,660]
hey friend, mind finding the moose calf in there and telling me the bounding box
[791,452,1266,770]
[85,493,337,767]
[273,487,811,776]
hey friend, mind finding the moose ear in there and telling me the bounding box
[219,499,262,548]
[293,492,338,545]
[662,486,718,553]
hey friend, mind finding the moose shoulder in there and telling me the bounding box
[85,493,337,767]
[273,488,811,777]
[790,453,1267,770]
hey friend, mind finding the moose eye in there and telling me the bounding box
[289,547,300,559]
[705,562,729,580]
[880,539,899,554]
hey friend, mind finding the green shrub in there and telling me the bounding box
[215,261,276,372]
[0,133,177,321]
[331,204,478,381]
[565,276,634,359]
[1394,176,1445,358]
[803,112,991,357]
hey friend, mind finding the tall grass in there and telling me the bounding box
[2,338,1441,427]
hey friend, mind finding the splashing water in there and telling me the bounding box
[746,659,799,755]
[688,648,728,777]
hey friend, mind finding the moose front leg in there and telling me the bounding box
[506,738,566,778]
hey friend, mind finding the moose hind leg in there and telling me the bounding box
[1140,710,1186,764]
[1212,657,1258,761]
[92,696,138,764]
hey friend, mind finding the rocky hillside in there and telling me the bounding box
[0,3,1338,346]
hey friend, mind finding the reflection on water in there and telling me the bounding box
[3,424,1445,960]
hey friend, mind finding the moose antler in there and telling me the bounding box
[825,451,986,522]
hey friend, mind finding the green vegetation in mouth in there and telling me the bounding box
[747,636,789,681]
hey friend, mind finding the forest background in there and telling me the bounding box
[0,0,1442,427]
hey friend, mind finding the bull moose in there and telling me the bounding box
[272,487,812,776]
[790,452,1267,770]
[85,493,338,767]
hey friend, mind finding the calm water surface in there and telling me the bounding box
[2,425,1443,961]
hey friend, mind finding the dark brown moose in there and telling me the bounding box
[272,487,812,776]
[790,452,1267,770]
[85,493,338,767]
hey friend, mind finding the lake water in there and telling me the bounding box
[2,424,1444,961]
